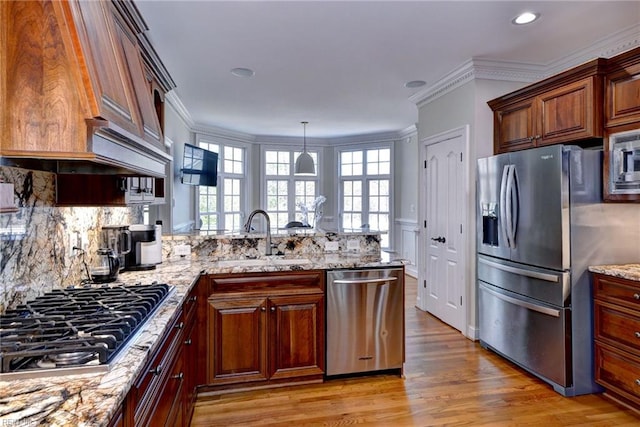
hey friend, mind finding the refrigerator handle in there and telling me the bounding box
[499,165,511,248]
[506,165,519,249]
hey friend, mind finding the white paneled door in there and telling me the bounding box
[419,131,466,332]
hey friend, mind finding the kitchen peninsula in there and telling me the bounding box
[0,230,405,426]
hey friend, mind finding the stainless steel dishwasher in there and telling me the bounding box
[326,267,404,376]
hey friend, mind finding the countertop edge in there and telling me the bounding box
[589,263,640,282]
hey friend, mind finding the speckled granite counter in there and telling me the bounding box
[589,263,640,282]
[0,255,402,426]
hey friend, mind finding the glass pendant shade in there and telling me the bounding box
[295,121,315,175]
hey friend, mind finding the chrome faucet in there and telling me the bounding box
[243,209,273,256]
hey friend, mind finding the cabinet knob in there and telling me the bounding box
[175,321,185,330]
[270,306,276,312]
[261,306,266,312]
[149,365,162,376]
[184,338,193,345]
[188,295,198,303]
[635,332,640,339]
[172,372,184,380]
[634,294,640,300]
[636,379,640,386]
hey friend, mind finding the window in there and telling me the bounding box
[196,140,245,233]
[339,146,392,248]
[264,149,319,230]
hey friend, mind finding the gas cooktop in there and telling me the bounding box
[0,283,174,380]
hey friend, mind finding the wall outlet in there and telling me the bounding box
[175,244,191,257]
[346,240,360,251]
[324,241,339,252]
[68,231,81,257]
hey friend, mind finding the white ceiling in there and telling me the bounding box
[135,1,640,139]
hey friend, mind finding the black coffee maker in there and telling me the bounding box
[123,224,162,271]
[89,248,120,283]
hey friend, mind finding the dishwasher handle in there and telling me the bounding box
[332,277,398,285]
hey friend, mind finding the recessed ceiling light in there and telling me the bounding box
[405,80,426,88]
[512,12,540,25]
[231,67,255,78]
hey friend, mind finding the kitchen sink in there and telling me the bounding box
[215,257,311,267]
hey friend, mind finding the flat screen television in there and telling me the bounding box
[181,143,218,186]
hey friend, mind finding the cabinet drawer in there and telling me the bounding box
[210,270,325,295]
[595,300,640,355]
[595,342,640,406]
[593,274,640,310]
[132,310,184,426]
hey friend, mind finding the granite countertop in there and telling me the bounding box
[0,255,403,426]
[588,263,640,282]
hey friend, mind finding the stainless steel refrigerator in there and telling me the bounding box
[477,144,640,396]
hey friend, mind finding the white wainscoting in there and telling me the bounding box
[394,218,419,277]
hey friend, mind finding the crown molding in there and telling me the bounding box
[411,22,640,108]
[193,125,256,144]
[546,23,640,76]
[165,90,195,129]
[410,58,546,108]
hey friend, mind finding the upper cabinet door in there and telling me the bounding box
[493,98,536,153]
[111,10,163,146]
[537,76,602,147]
[70,0,141,136]
[68,0,163,148]
[606,53,640,129]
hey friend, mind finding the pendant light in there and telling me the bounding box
[294,121,315,175]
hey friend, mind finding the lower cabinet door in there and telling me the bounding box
[268,294,325,380]
[208,297,268,384]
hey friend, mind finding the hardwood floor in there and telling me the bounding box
[191,275,639,426]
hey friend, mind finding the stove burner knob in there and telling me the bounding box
[149,365,163,376]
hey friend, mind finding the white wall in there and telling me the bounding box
[417,78,525,338]
[393,133,419,276]
[150,100,195,233]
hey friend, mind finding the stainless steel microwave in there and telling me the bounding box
[609,129,640,194]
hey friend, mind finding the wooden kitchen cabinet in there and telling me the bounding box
[177,277,206,427]
[127,308,185,427]
[120,277,205,427]
[489,59,605,154]
[206,270,325,392]
[592,272,640,410]
[1,0,171,176]
[605,46,640,129]
[56,175,164,206]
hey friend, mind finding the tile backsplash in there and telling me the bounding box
[0,166,142,313]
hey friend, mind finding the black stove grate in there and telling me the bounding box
[0,283,172,376]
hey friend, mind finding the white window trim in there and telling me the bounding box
[260,145,321,229]
[335,142,394,249]
[194,135,251,233]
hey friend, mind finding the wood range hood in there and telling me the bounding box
[1,0,175,179]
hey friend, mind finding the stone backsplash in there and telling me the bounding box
[1,166,382,313]
[0,166,142,313]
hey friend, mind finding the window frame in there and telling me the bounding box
[261,145,321,231]
[193,135,249,234]
[336,142,394,249]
